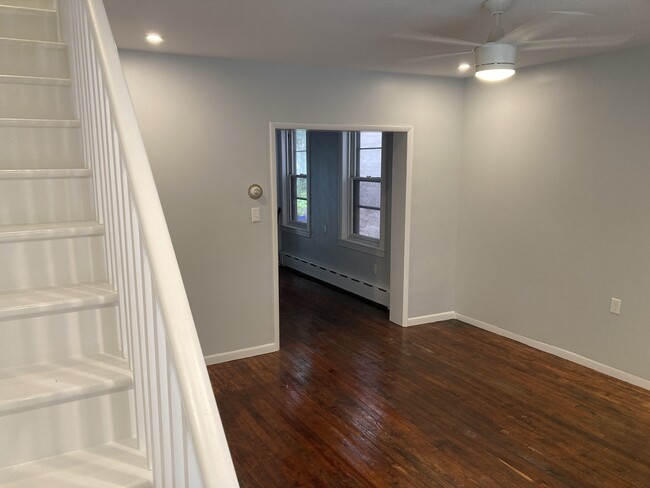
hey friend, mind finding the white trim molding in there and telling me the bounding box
[455,313,650,391]
[204,342,279,366]
[206,310,650,391]
[406,311,456,327]
[270,122,414,333]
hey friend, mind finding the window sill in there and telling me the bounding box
[338,238,385,257]
[281,224,311,238]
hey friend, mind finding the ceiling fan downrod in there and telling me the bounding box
[484,0,513,15]
[484,0,512,42]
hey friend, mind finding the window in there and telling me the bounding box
[280,129,310,236]
[340,131,388,255]
[291,129,308,224]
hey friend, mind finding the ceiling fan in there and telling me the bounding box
[394,0,633,81]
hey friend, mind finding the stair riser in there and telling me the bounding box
[0,236,107,292]
[0,7,58,42]
[0,0,55,8]
[0,125,83,169]
[0,439,153,487]
[0,307,120,368]
[0,389,134,468]
[0,81,73,119]
[0,40,69,78]
[0,177,94,224]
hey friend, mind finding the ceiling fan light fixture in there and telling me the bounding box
[475,67,515,81]
[474,43,516,82]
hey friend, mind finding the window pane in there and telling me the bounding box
[359,149,382,177]
[295,151,307,174]
[295,129,307,152]
[360,131,382,149]
[356,180,381,208]
[357,208,380,239]
[295,177,307,199]
[296,199,308,222]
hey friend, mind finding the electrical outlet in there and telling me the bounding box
[610,297,622,315]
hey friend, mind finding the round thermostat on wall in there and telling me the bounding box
[248,184,263,200]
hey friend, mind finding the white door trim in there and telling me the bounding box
[268,122,414,347]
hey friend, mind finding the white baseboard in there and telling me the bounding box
[205,313,650,391]
[455,313,650,391]
[406,311,455,327]
[282,253,390,306]
[204,342,279,366]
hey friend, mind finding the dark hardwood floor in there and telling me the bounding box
[209,268,650,487]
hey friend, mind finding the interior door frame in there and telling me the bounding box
[268,122,414,347]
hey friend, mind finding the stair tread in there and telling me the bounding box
[0,36,65,48]
[0,281,117,320]
[0,118,79,127]
[0,0,55,10]
[0,168,91,179]
[0,74,70,85]
[0,220,104,243]
[0,353,132,415]
[0,4,55,13]
[0,438,152,488]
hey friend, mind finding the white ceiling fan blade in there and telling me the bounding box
[500,9,596,45]
[391,31,480,48]
[547,11,597,17]
[405,50,475,63]
[500,17,565,44]
[519,34,633,52]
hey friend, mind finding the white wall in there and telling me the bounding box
[457,45,650,380]
[118,50,464,359]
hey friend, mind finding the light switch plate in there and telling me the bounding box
[251,207,261,223]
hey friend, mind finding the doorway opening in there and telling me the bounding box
[269,123,413,348]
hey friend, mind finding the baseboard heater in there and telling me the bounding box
[282,252,389,307]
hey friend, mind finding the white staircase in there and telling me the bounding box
[0,1,152,485]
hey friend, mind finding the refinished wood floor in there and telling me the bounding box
[209,269,650,487]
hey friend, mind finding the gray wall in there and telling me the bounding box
[279,130,391,289]
[457,45,650,379]
[119,44,650,381]
[119,50,464,359]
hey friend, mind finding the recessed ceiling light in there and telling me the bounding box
[145,33,164,45]
[458,63,471,72]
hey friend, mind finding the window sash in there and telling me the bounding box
[350,135,383,241]
[281,129,310,235]
[290,175,308,223]
[340,132,386,253]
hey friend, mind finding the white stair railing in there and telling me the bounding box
[57,1,239,486]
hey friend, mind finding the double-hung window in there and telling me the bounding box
[280,129,310,236]
[340,131,387,255]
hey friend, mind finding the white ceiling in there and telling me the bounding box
[104,0,650,78]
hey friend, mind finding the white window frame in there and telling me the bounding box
[280,129,310,237]
[339,131,387,257]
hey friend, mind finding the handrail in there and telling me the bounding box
[58,1,239,486]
